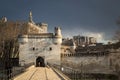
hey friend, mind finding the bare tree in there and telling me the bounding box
[114,31,120,42]
[114,17,120,42]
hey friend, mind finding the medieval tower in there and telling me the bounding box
[18,11,62,67]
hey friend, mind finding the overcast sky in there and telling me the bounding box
[0,0,120,42]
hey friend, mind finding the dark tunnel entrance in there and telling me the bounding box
[36,56,45,67]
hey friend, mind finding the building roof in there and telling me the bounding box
[62,39,75,46]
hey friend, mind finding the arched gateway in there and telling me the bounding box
[36,56,45,67]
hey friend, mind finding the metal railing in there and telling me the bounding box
[47,63,71,80]
[48,63,119,80]
[0,62,34,80]
[0,69,14,80]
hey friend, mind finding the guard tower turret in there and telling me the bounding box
[53,27,62,44]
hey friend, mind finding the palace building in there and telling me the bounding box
[73,35,97,46]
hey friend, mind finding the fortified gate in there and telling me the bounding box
[18,11,62,67]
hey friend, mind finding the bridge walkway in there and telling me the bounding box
[14,65,62,80]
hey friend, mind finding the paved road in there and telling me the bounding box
[14,66,61,80]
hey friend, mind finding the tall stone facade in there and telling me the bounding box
[18,35,62,66]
